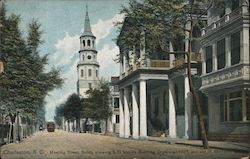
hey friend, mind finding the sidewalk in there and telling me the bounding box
[148,137,250,153]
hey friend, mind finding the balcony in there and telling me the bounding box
[203,7,242,36]
[173,52,201,67]
[126,60,170,76]
[201,63,249,91]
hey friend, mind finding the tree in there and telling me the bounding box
[64,93,83,132]
[54,104,64,129]
[82,80,112,133]
[116,0,212,149]
[0,3,63,126]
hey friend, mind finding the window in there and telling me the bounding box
[219,1,226,18]
[88,83,92,89]
[114,98,119,108]
[220,90,249,122]
[231,32,240,65]
[83,40,85,47]
[92,40,95,47]
[96,70,98,77]
[80,69,84,77]
[87,40,91,46]
[154,97,159,116]
[82,55,84,61]
[163,91,167,113]
[205,46,213,73]
[116,115,119,123]
[232,0,239,11]
[88,69,92,77]
[217,39,226,70]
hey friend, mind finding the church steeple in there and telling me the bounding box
[82,5,94,37]
[77,4,99,98]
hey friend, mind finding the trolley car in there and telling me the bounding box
[47,122,55,132]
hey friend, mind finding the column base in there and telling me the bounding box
[124,135,130,139]
[132,135,139,140]
[182,135,190,140]
[119,134,125,138]
[139,136,148,140]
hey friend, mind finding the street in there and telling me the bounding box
[0,130,248,159]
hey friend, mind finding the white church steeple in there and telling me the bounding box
[77,5,100,98]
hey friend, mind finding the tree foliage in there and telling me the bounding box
[85,80,112,121]
[116,0,209,58]
[0,3,63,123]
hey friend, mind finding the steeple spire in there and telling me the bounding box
[82,4,94,37]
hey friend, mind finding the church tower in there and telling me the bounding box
[77,6,100,98]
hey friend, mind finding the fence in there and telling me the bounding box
[0,114,40,146]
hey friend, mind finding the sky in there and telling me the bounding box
[5,0,128,121]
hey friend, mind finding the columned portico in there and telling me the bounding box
[124,88,130,138]
[184,76,192,139]
[168,79,176,138]
[139,80,147,139]
[119,90,124,138]
[132,83,139,139]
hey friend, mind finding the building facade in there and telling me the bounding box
[107,76,120,134]
[117,17,203,139]
[200,0,250,142]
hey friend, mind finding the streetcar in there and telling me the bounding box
[47,122,55,132]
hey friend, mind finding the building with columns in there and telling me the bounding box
[117,17,204,139]
[77,7,100,98]
[200,0,250,142]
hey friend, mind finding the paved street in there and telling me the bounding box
[0,130,249,159]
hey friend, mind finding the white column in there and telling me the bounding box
[169,41,175,67]
[241,28,249,64]
[184,76,192,139]
[124,88,130,138]
[123,54,127,75]
[168,79,176,138]
[212,43,217,71]
[201,48,206,75]
[225,35,231,67]
[139,80,147,139]
[119,90,125,138]
[120,56,123,79]
[132,83,139,139]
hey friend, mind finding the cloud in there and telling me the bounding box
[45,14,122,121]
[45,59,78,121]
[98,44,119,79]
[81,14,124,45]
[51,32,79,67]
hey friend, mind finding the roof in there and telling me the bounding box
[81,9,94,37]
